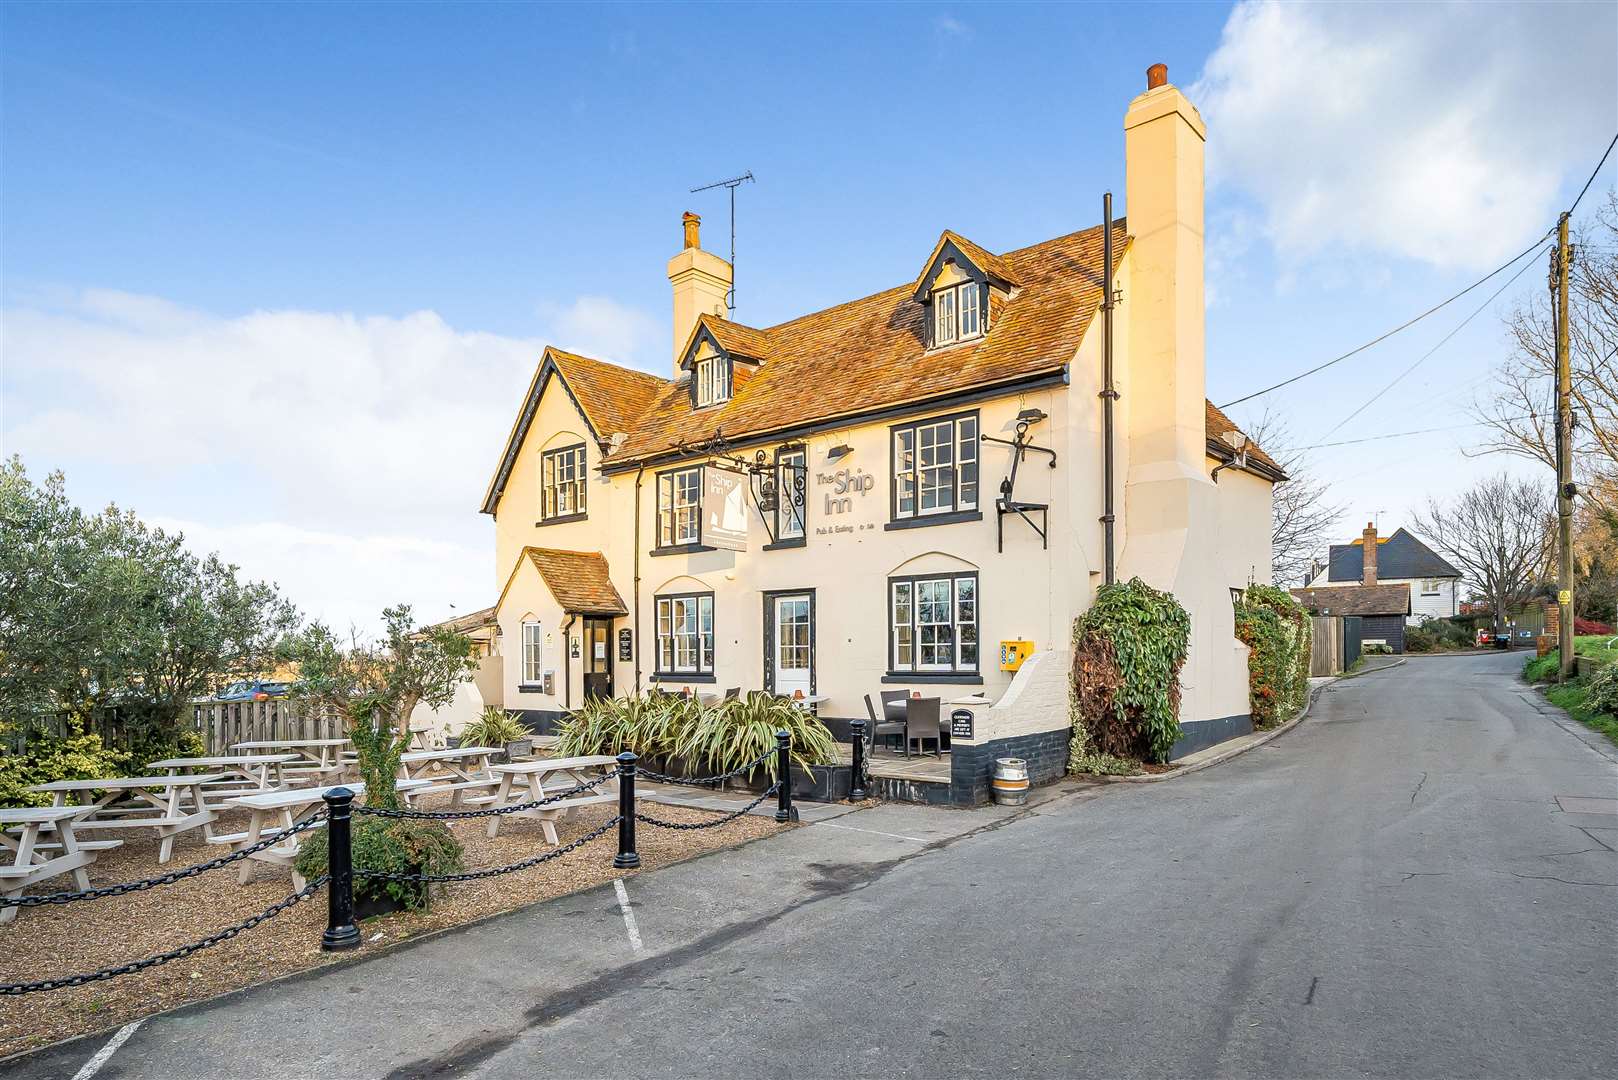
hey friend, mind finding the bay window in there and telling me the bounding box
[889,573,978,674]
[656,593,715,676]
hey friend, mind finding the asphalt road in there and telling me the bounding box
[12,651,1617,1079]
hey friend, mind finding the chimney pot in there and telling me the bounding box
[1147,63,1168,90]
[1362,522,1378,586]
[682,211,701,250]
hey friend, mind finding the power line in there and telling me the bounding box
[1570,132,1618,215]
[1296,413,1541,451]
[1218,231,1550,409]
[1313,241,1551,443]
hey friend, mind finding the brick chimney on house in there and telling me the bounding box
[1362,522,1378,585]
[666,211,732,377]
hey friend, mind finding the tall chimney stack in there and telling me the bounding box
[1123,61,1207,483]
[1362,522,1378,586]
[666,211,732,376]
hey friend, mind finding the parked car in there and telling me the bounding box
[216,680,291,701]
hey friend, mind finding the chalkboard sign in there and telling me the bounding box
[950,709,974,740]
[617,628,633,662]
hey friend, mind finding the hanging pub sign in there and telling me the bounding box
[702,466,749,551]
[618,628,633,662]
[950,709,974,740]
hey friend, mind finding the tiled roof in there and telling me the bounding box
[525,547,628,616]
[609,221,1130,465]
[549,349,667,439]
[909,230,1023,295]
[1205,401,1285,481]
[1325,528,1460,582]
[691,313,771,363]
[421,606,497,636]
[1289,585,1412,617]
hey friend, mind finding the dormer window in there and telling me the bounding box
[694,355,731,408]
[932,281,983,347]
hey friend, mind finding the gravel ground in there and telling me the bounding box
[0,793,785,1057]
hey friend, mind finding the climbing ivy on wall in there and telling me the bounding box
[1067,577,1192,768]
[1233,584,1312,729]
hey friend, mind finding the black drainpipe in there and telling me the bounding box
[632,463,645,694]
[561,613,577,711]
[1100,192,1118,585]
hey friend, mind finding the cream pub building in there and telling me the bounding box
[478,66,1282,799]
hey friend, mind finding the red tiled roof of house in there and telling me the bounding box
[524,547,628,616]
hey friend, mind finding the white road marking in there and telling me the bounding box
[813,820,930,843]
[613,878,643,952]
[71,1020,143,1080]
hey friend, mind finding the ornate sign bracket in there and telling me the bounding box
[664,429,806,545]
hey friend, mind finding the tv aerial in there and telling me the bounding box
[690,171,754,316]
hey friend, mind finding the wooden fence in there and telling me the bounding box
[190,699,346,755]
[1310,617,1343,677]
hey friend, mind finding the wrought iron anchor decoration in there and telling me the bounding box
[981,410,1057,552]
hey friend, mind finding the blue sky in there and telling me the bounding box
[3,1,1615,629]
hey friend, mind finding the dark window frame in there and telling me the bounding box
[653,590,716,677]
[769,443,808,549]
[539,442,588,524]
[886,570,980,677]
[655,464,704,550]
[888,410,981,525]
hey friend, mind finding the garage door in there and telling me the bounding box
[1361,615,1406,653]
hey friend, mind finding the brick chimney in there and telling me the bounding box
[666,211,732,376]
[1362,522,1378,585]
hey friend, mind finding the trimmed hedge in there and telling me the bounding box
[1068,577,1191,768]
[1234,585,1312,729]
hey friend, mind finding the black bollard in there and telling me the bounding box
[614,751,641,869]
[320,787,360,952]
[848,718,867,801]
[775,730,796,823]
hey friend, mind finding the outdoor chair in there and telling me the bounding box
[862,694,905,752]
[905,697,944,757]
[879,690,909,724]
[723,687,742,701]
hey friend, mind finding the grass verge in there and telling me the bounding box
[1544,680,1618,747]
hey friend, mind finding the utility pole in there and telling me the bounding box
[1554,211,1576,681]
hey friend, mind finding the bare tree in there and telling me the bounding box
[1471,189,1618,517]
[1243,411,1346,585]
[1412,473,1555,633]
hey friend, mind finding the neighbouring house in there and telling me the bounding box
[408,606,503,740]
[1289,583,1414,653]
[477,64,1284,800]
[1302,523,1462,627]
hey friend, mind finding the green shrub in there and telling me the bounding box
[293,814,463,910]
[1523,651,1560,683]
[558,692,835,777]
[1068,577,1191,767]
[1234,585,1312,729]
[1587,662,1618,717]
[0,726,131,808]
[1407,619,1471,653]
[458,706,528,748]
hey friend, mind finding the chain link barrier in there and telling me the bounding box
[633,750,776,787]
[355,815,620,883]
[1,876,327,996]
[0,813,329,908]
[351,772,614,821]
[634,783,781,830]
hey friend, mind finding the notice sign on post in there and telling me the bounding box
[950,709,974,740]
[703,467,748,551]
[618,628,633,662]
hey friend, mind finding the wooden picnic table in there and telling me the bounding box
[216,779,433,886]
[232,739,352,784]
[470,755,619,843]
[28,774,227,864]
[148,754,302,807]
[0,806,121,924]
[397,746,503,807]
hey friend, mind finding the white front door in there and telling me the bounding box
[772,594,813,699]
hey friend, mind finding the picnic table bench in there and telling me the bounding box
[27,774,227,864]
[466,755,619,843]
[148,754,302,808]
[0,806,121,924]
[397,746,502,805]
[231,739,352,785]
[214,779,433,886]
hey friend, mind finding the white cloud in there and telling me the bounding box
[537,295,663,370]
[934,14,972,40]
[1194,0,1617,272]
[0,289,663,629]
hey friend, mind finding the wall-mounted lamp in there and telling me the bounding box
[1016,408,1048,424]
[826,444,853,461]
[1229,586,1245,606]
[1210,430,1250,483]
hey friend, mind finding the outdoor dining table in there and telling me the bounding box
[231,738,352,784]
[27,774,227,864]
[470,755,619,843]
[397,745,503,807]
[147,754,302,808]
[217,778,433,886]
[0,805,118,924]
